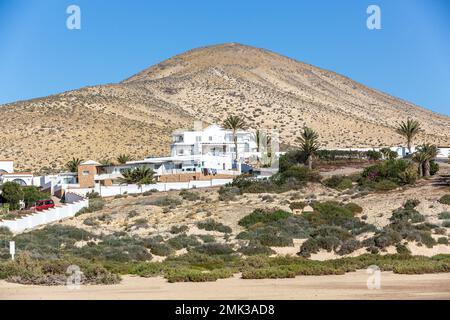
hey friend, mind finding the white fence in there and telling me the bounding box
[70,179,233,198]
[0,199,89,234]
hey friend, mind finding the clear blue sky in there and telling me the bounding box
[0,0,449,116]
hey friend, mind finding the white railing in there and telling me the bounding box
[0,199,89,234]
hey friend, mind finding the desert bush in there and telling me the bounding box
[167,234,200,250]
[170,225,189,234]
[191,243,235,255]
[298,238,320,257]
[241,267,297,279]
[390,207,425,223]
[404,199,420,210]
[197,219,232,233]
[165,268,233,283]
[146,196,182,207]
[289,202,306,210]
[218,186,241,201]
[83,217,98,227]
[438,195,450,205]
[238,209,291,228]
[442,221,450,228]
[366,150,382,161]
[324,175,353,190]
[147,242,174,256]
[430,160,439,176]
[179,190,200,201]
[129,262,165,277]
[238,242,275,256]
[437,237,449,245]
[337,239,361,255]
[374,180,398,191]
[395,243,411,255]
[360,159,415,187]
[196,234,216,243]
[344,203,363,214]
[237,226,293,247]
[438,212,450,220]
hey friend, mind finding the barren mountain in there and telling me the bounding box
[1,43,449,172]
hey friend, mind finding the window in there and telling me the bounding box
[209,136,212,141]
[82,170,90,176]
[196,136,202,142]
[178,149,184,155]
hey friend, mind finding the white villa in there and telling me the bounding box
[80,124,271,188]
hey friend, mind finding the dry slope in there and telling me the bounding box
[1,43,449,172]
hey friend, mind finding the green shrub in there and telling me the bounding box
[237,226,294,247]
[404,199,420,210]
[238,209,291,228]
[196,234,216,243]
[144,196,182,207]
[366,150,382,161]
[337,239,361,255]
[438,195,450,205]
[179,190,200,201]
[165,268,233,283]
[324,176,353,190]
[170,225,189,234]
[130,262,165,277]
[238,242,275,256]
[374,180,398,191]
[430,160,439,176]
[344,203,363,214]
[22,186,49,208]
[147,242,174,256]
[0,182,23,210]
[218,186,241,201]
[167,234,200,250]
[241,267,297,279]
[438,212,450,220]
[197,219,232,233]
[298,238,320,257]
[191,243,235,255]
[395,243,411,255]
[289,202,306,210]
[390,207,425,223]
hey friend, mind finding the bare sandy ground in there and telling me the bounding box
[1,270,449,300]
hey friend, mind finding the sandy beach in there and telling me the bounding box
[1,270,449,300]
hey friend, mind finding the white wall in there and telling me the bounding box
[68,179,233,197]
[0,199,88,234]
[0,161,14,173]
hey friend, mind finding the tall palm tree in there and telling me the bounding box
[118,166,155,191]
[117,154,132,164]
[297,127,320,170]
[396,118,421,154]
[417,144,438,177]
[223,115,246,162]
[66,157,83,173]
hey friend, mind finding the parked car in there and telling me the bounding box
[33,199,55,211]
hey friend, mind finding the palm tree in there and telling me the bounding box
[222,115,246,163]
[412,151,428,177]
[66,157,83,173]
[297,127,320,170]
[417,144,438,177]
[396,118,421,154]
[118,166,155,191]
[117,154,132,164]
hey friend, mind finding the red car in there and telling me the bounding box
[34,199,55,211]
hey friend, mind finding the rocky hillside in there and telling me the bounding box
[1,43,449,172]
